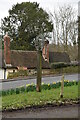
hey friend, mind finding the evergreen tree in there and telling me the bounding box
[1,2,53,50]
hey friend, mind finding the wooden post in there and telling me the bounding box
[60,74,64,98]
[36,50,42,92]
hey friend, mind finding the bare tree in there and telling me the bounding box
[48,10,61,51]
[53,5,77,51]
[53,11,61,51]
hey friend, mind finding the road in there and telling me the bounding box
[2,104,79,118]
[1,73,79,90]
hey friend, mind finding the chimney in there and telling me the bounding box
[4,32,11,66]
[42,40,49,63]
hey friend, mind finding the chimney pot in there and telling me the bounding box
[42,40,49,62]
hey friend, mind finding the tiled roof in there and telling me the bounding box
[49,52,70,63]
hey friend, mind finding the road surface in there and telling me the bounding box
[2,104,79,118]
[1,73,79,90]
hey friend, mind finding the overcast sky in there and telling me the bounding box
[0,0,79,27]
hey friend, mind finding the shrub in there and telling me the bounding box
[20,86,25,93]
[7,70,28,79]
[51,62,69,69]
[76,81,78,85]
[26,85,36,92]
[2,91,7,96]
[64,82,68,87]
[0,91,2,97]
[47,84,50,89]
[41,84,48,90]
[6,90,10,95]
[10,89,15,95]
[16,88,20,94]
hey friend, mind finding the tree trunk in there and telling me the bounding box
[36,50,42,92]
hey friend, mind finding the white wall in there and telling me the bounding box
[0,69,4,79]
[0,68,18,79]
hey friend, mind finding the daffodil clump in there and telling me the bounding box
[0,80,78,97]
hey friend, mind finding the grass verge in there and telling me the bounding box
[2,84,79,111]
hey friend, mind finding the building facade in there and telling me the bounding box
[0,34,70,79]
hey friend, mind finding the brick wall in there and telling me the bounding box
[4,34,11,64]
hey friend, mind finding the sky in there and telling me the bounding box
[0,0,79,27]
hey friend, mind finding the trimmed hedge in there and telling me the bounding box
[51,62,70,69]
[51,61,78,69]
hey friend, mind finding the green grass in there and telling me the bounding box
[1,80,78,96]
[2,85,78,111]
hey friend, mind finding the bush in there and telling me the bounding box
[26,85,36,92]
[10,89,15,95]
[6,90,10,95]
[2,91,7,96]
[0,91,2,97]
[7,70,28,79]
[41,84,48,90]
[20,86,25,93]
[75,81,78,85]
[16,88,20,94]
[51,62,69,69]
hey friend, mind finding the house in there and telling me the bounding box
[0,33,70,79]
